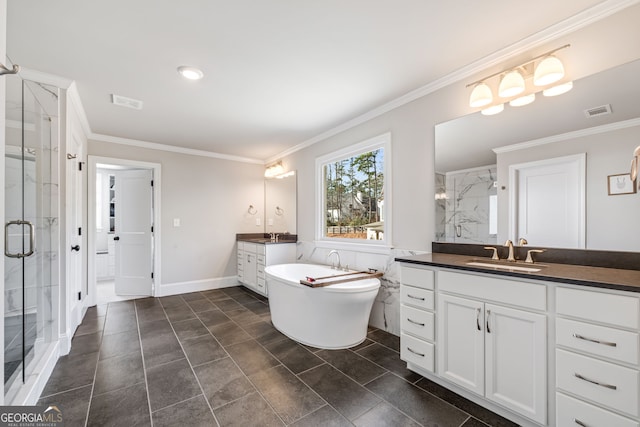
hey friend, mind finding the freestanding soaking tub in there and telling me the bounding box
[265,263,381,349]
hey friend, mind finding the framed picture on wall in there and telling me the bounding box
[607,173,636,195]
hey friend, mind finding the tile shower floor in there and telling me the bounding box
[38,286,517,427]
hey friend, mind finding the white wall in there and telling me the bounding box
[497,123,640,251]
[284,5,640,251]
[0,0,7,406]
[88,140,265,290]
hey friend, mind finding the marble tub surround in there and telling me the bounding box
[236,232,297,244]
[396,251,640,293]
[296,241,427,336]
[432,242,640,271]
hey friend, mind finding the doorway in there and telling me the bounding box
[87,157,161,307]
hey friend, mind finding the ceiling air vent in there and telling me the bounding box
[111,94,143,110]
[584,104,612,118]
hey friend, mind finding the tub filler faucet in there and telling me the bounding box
[327,250,341,270]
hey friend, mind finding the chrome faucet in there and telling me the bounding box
[504,240,516,262]
[327,250,341,270]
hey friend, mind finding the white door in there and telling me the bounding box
[510,154,585,248]
[484,303,547,424]
[437,294,485,396]
[114,169,153,296]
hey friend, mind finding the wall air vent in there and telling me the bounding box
[111,94,143,110]
[584,104,612,118]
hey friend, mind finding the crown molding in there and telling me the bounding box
[493,117,640,154]
[266,0,640,163]
[89,132,264,164]
[17,66,73,90]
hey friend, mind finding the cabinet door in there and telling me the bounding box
[243,252,257,288]
[485,303,547,424]
[437,294,485,395]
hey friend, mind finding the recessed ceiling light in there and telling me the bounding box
[177,66,204,80]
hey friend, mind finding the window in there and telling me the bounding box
[316,133,391,249]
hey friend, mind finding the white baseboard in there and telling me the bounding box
[158,276,239,297]
[58,330,71,356]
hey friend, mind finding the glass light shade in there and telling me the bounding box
[177,66,204,80]
[534,56,564,86]
[498,70,525,98]
[481,104,504,116]
[509,93,536,107]
[469,83,493,108]
[543,81,573,97]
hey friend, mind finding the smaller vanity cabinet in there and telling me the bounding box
[237,241,295,297]
[555,286,640,427]
[399,265,436,373]
[437,270,548,425]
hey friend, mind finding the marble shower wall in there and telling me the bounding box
[439,166,497,244]
[296,241,427,336]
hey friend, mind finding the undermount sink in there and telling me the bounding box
[465,260,545,273]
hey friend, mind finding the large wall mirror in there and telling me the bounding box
[265,171,297,234]
[435,59,640,252]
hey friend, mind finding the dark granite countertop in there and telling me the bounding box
[395,253,640,293]
[236,233,297,245]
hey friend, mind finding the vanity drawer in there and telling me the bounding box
[255,244,266,255]
[438,270,546,311]
[556,349,639,416]
[400,332,434,373]
[257,266,265,280]
[557,287,639,329]
[401,305,434,341]
[557,392,639,427]
[256,254,266,265]
[401,266,434,290]
[557,317,639,365]
[257,278,267,294]
[400,285,434,310]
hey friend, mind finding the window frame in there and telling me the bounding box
[315,132,392,253]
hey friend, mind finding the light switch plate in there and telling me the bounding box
[173,218,181,227]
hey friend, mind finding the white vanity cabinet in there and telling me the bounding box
[437,271,547,424]
[399,265,436,373]
[237,241,295,297]
[555,286,640,426]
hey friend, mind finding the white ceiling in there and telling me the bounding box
[6,0,609,161]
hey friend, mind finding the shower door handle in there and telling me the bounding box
[4,220,35,258]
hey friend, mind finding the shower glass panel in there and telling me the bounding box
[4,70,59,402]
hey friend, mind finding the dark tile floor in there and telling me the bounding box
[38,286,517,427]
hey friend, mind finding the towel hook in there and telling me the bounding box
[275,206,284,216]
[0,63,20,76]
[247,205,257,215]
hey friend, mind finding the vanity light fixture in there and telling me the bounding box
[543,81,573,97]
[264,161,285,178]
[481,103,504,116]
[498,69,525,98]
[533,55,565,86]
[469,82,493,107]
[509,93,536,107]
[467,44,571,115]
[177,66,204,80]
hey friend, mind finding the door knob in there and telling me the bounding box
[113,236,120,241]
[71,245,80,251]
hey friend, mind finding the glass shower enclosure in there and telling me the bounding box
[4,67,59,403]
